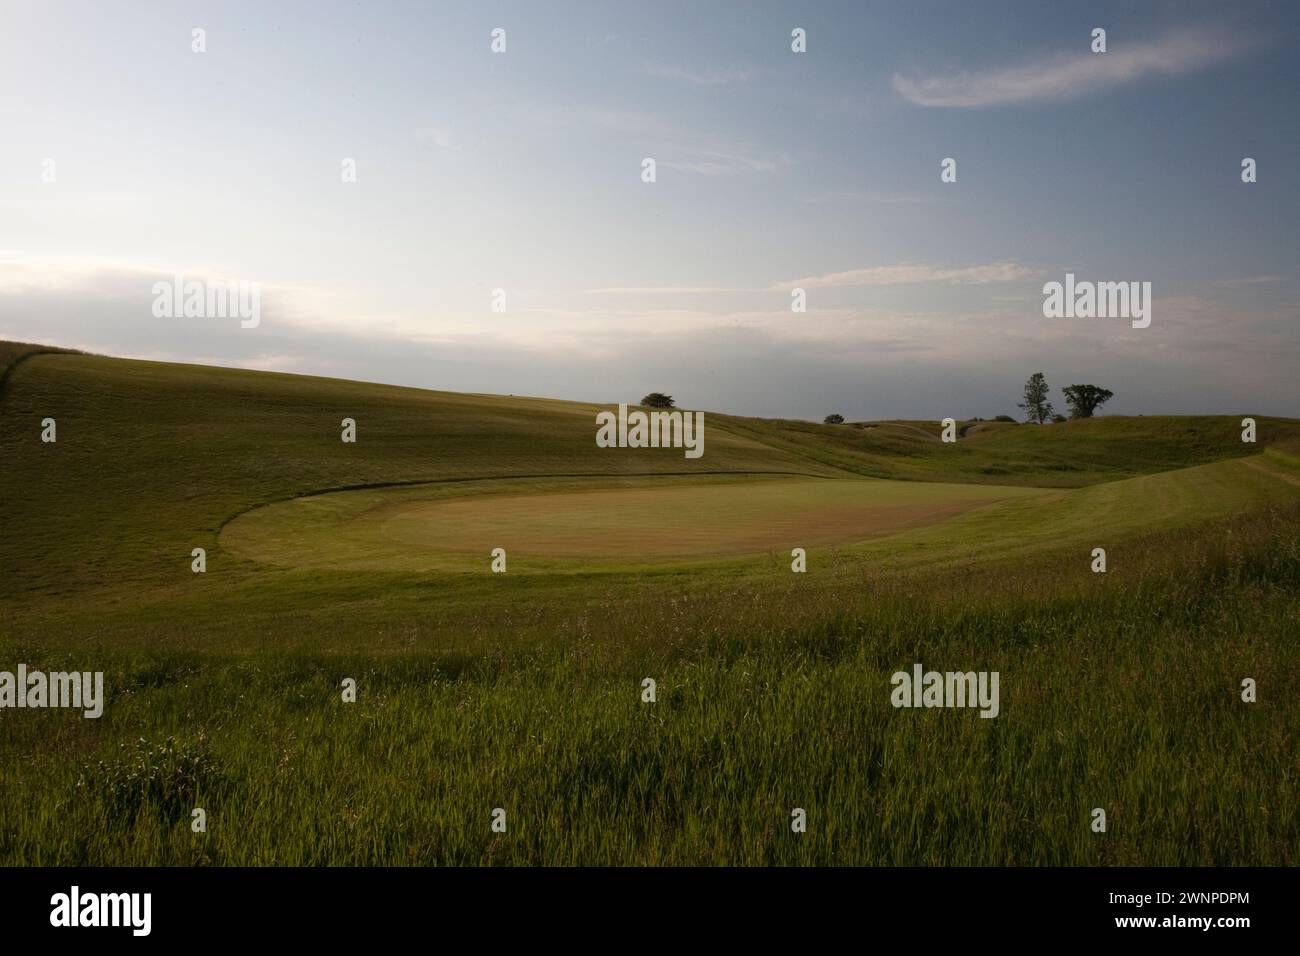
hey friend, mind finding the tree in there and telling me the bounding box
[1051,413,1067,424]
[824,413,845,424]
[1062,384,1114,419]
[1017,372,1054,424]
[640,392,674,408]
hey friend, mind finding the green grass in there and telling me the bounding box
[220,474,1048,571]
[1,347,1297,865]
[715,411,1293,486]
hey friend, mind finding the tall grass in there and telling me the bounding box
[3,503,1296,865]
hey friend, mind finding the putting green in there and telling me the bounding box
[220,475,1046,571]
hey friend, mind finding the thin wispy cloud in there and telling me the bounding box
[892,28,1248,107]
[559,107,783,175]
[413,125,460,150]
[580,286,753,295]
[660,149,779,175]
[643,63,755,85]
[798,190,945,206]
[775,261,1035,291]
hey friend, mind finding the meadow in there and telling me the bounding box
[1,344,1297,865]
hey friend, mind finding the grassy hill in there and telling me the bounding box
[2,345,1297,866]
[5,349,1294,605]
[0,351,855,604]
[713,411,1297,486]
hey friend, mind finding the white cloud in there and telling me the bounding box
[660,149,779,175]
[892,29,1247,108]
[642,63,755,85]
[775,261,1036,291]
[799,190,944,206]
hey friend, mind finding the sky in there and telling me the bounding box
[1,0,1297,420]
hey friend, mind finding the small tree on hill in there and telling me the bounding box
[640,392,674,408]
[1018,372,1054,424]
[1061,384,1114,419]
[824,413,845,424]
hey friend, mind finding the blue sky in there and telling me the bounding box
[1,0,1297,419]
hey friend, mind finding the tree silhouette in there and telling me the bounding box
[1017,372,1054,424]
[1062,384,1114,419]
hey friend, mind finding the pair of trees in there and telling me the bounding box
[1018,373,1113,424]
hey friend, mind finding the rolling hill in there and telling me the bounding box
[2,343,1297,866]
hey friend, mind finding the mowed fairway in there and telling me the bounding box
[222,475,1045,569]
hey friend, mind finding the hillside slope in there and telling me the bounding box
[0,350,842,599]
[2,344,1296,613]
